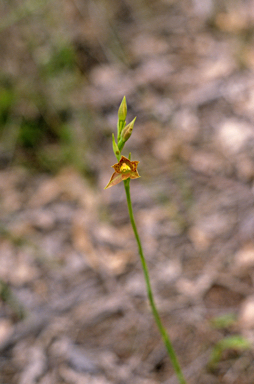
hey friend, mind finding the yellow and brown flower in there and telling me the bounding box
[104,155,140,189]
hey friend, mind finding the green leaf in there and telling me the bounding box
[112,133,120,160]
[210,313,237,329]
[209,335,251,369]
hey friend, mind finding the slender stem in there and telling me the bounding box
[124,179,187,384]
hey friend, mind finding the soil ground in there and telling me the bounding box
[1,1,254,383]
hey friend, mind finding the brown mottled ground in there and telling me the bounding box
[1,1,254,383]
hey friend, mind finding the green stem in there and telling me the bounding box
[124,178,187,384]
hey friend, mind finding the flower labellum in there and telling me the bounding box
[104,155,140,189]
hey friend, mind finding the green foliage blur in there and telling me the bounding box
[0,0,96,174]
[209,335,251,370]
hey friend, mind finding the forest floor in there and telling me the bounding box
[1,1,254,383]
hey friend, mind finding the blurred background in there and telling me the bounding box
[1,0,254,383]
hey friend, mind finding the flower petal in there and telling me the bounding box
[130,161,139,172]
[121,172,132,180]
[104,172,123,189]
[130,170,140,179]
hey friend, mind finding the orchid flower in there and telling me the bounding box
[104,155,140,189]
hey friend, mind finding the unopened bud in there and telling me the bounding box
[121,117,136,142]
[118,96,127,122]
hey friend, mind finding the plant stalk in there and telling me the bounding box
[123,178,187,384]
